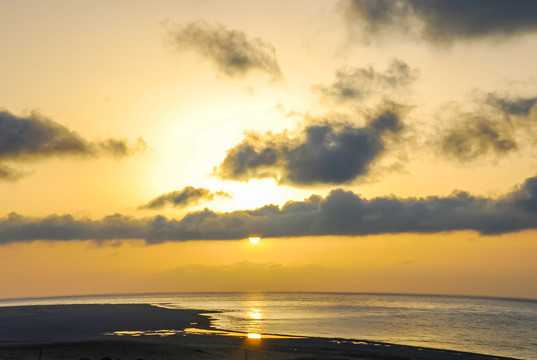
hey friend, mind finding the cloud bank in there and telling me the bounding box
[217,107,404,185]
[1,175,537,244]
[139,186,230,210]
[0,110,145,180]
[313,58,418,103]
[170,22,282,80]
[343,0,537,44]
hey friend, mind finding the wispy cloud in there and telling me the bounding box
[216,104,405,185]
[139,186,230,210]
[0,110,146,180]
[342,0,537,44]
[169,22,282,80]
[440,116,516,162]
[2,175,537,244]
[0,164,24,181]
[312,58,418,104]
[436,92,537,162]
[486,93,537,117]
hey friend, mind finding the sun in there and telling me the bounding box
[248,236,261,244]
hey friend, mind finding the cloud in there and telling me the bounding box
[0,111,90,160]
[312,58,418,103]
[0,110,145,180]
[97,137,147,158]
[169,22,282,80]
[139,186,230,210]
[486,93,537,116]
[2,174,537,244]
[216,106,404,185]
[342,0,537,44]
[437,92,537,162]
[440,116,516,162]
[0,164,24,181]
[0,213,146,243]
[506,176,537,214]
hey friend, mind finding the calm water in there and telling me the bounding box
[1,292,536,360]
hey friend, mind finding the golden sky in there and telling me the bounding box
[1,0,537,299]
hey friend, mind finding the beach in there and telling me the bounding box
[0,304,520,360]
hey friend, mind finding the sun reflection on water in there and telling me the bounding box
[245,300,264,335]
[248,309,262,319]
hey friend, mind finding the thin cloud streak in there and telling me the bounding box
[139,186,230,210]
[170,22,282,80]
[1,175,537,244]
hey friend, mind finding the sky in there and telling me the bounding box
[1,0,537,300]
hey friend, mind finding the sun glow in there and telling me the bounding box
[247,333,261,339]
[223,179,289,211]
[249,237,260,244]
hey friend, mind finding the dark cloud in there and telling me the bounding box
[440,117,516,162]
[313,58,418,103]
[170,22,282,80]
[217,107,404,185]
[139,186,230,210]
[486,93,537,116]
[2,175,537,244]
[343,0,537,44]
[509,176,537,214]
[0,110,145,180]
[0,111,90,160]
[218,136,280,181]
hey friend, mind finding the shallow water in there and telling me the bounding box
[1,292,536,360]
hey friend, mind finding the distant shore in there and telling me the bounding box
[0,304,520,360]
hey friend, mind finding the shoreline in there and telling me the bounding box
[0,304,520,360]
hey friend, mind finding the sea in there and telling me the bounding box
[1,292,536,360]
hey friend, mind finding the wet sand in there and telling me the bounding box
[0,304,520,360]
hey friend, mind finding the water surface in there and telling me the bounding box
[1,292,535,360]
